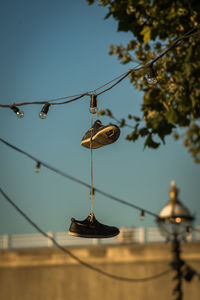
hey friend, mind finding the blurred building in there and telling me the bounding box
[0,227,200,300]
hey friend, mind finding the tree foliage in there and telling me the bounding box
[87,0,200,163]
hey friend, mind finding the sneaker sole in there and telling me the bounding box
[81,125,120,149]
[68,231,119,238]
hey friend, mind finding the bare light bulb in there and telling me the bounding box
[146,64,157,85]
[39,112,47,119]
[90,107,98,114]
[11,106,24,118]
[16,110,24,118]
[39,103,50,119]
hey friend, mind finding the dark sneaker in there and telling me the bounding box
[81,120,120,149]
[68,213,120,238]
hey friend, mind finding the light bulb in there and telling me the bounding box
[16,110,24,118]
[11,106,24,118]
[89,95,98,114]
[146,64,157,85]
[39,103,50,119]
[39,112,47,119]
[90,107,98,114]
[140,210,145,220]
[147,77,157,84]
[34,162,41,173]
[175,217,181,223]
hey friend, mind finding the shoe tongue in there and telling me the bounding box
[93,120,102,129]
[87,213,96,223]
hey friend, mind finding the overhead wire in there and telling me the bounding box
[0,137,158,218]
[0,137,197,234]
[0,187,172,282]
[147,26,200,65]
[0,27,199,109]
[0,27,198,283]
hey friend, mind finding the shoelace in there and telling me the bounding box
[90,113,94,220]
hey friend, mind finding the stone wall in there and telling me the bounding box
[0,242,199,300]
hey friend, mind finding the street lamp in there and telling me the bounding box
[157,181,195,300]
[157,180,194,240]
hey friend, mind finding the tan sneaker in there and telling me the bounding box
[81,120,120,149]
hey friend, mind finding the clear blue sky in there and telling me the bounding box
[0,0,199,235]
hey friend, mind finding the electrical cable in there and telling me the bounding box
[96,70,132,96]
[93,69,137,93]
[0,27,199,109]
[0,27,198,283]
[0,137,158,218]
[0,187,172,282]
[1,137,198,235]
[147,26,200,65]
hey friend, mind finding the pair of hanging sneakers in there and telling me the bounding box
[69,120,120,239]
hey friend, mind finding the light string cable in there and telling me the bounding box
[144,26,200,66]
[0,27,199,109]
[1,137,198,235]
[0,137,158,218]
[0,187,172,282]
[95,26,200,96]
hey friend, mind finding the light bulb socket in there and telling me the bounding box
[11,105,19,114]
[34,161,41,173]
[90,95,98,114]
[140,210,145,220]
[39,103,50,119]
[41,103,50,114]
[146,64,157,84]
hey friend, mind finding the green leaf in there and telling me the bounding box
[139,127,149,137]
[98,110,105,116]
[128,114,140,122]
[105,109,113,117]
[164,110,178,124]
[144,134,160,149]
[141,26,151,44]
[120,119,125,127]
[126,131,139,141]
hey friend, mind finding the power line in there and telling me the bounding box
[1,138,198,234]
[0,137,158,218]
[0,187,172,282]
[0,27,199,109]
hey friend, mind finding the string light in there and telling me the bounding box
[0,28,198,112]
[140,210,145,220]
[0,136,197,236]
[0,137,197,238]
[146,64,157,85]
[39,103,50,119]
[34,161,41,173]
[0,137,159,219]
[89,95,98,114]
[10,105,24,119]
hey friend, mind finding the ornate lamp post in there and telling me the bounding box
[157,181,194,300]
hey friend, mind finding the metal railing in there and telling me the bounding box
[0,226,200,250]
